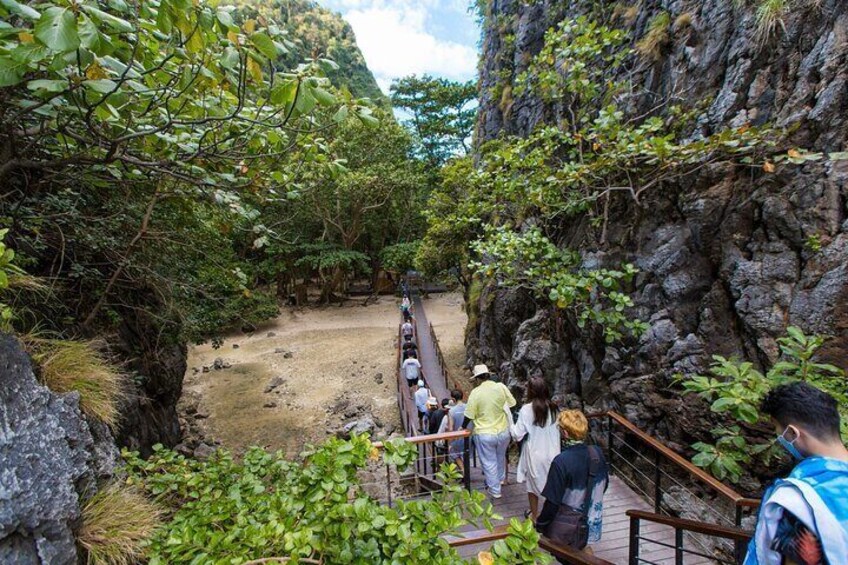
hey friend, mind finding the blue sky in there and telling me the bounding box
[316,0,480,94]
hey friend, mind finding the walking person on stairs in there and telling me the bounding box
[535,410,608,560]
[462,364,516,499]
[745,382,848,565]
[510,377,560,520]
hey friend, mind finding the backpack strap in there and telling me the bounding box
[580,445,601,515]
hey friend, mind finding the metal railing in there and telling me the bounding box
[627,510,752,565]
[588,412,760,562]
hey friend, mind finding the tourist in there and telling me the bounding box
[511,377,560,520]
[443,389,470,472]
[461,364,516,499]
[414,381,430,429]
[423,396,439,433]
[402,337,418,357]
[535,410,608,556]
[429,398,449,435]
[744,382,848,565]
[401,320,414,339]
[402,353,422,389]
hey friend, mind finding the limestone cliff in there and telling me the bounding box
[470,0,848,467]
[0,334,118,564]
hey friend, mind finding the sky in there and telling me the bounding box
[316,0,481,95]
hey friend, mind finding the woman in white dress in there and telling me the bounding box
[510,377,561,519]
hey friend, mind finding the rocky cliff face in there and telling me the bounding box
[471,0,848,451]
[0,333,118,564]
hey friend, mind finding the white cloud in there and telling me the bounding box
[333,1,478,94]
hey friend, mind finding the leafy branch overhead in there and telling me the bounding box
[0,0,377,193]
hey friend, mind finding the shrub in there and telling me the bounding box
[123,435,548,564]
[677,327,847,482]
[77,483,162,565]
[24,338,126,428]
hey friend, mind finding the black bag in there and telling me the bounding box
[546,445,601,550]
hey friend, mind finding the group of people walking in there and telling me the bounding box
[461,364,608,552]
[397,291,848,560]
[396,293,609,553]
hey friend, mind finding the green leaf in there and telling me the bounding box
[312,86,335,107]
[34,7,80,53]
[83,79,117,93]
[27,79,67,92]
[78,14,112,54]
[333,105,349,124]
[156,0,173,33]
[0,0,40,20]
[80,5,133,33]
[216,9,233,28]
[711,397,736,412]
[249,32,277,60]
[0,55,26,86]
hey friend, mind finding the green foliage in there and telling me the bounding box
[471,228,645,342]
[488,519,553,564]
[390,75,477,166]
[415,157,481,288]
[380,241,421,274]
[0,228,23,330]
[691,426,771,483]
[677,327,848,482]
[295,243,371,274]
[804,233,823,253]
[516,17,628,105]
[123,435,543,564]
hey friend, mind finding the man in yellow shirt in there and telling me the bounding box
[462,364,516,499]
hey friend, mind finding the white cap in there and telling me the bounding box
[417,380,424,387]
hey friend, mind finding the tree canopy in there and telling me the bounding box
[390,74,477,167]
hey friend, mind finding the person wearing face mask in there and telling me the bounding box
[745,382,848,565]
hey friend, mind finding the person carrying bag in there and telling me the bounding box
[535,410,609,559]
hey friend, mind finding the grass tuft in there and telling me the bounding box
[77,483,162,565]
[24,337,127,428]
[755,0,787,43]
[636,11,672,60]
[673,12,693,32]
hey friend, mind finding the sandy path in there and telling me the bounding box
[181,297,401,455]
[420,292,472,392]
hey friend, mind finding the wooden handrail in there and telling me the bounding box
[589,411,759,508]
[372,429,471,450]
[626,510,753,542]
[447,528,614,564]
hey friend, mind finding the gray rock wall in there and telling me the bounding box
[471,0,848,464]
[0,334,117,564]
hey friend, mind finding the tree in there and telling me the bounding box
[390,74,477,166]
[0,0,378,334]
[293,111,425,302]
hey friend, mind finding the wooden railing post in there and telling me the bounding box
[628,515,640,565]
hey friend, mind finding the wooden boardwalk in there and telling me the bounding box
[405,297,717,564]
[452,467,711,563]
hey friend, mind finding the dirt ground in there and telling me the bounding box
[421,292,473,392]
[180,296,402,455]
